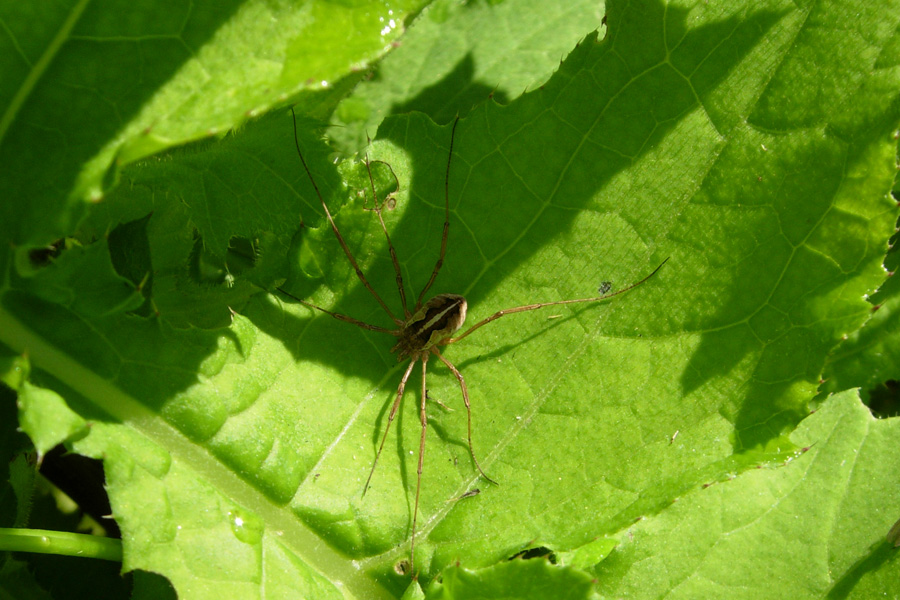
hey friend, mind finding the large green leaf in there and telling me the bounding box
[0,0,427,249]
[2,0,900,598]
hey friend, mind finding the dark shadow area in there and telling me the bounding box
[7,432,133,600]
[241,3,788,568]
[390,53,510,126]
[132,570,178,599]
[3,1,246,249]
[39,445,121,538]
[681,94,900,452]
[23,552,131,600]
[267,4,783,357]
[376,4,784,321]
[0,384,30,529]
[26,239,66,269]
[107,214,155,318]
[867,380,900,418]
[507,545,554,562]
[825,539,898,599]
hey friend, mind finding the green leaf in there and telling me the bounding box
[591,391,900,599]
[555,537,617,570]
[821,233,900,410]
[0,0,429,248]
[424,558,595,600]
[20,238,144,319]
[3,0,900,598]
[329,0,610,152]
[17,382,87,459]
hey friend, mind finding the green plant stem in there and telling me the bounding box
[0,528,123,562]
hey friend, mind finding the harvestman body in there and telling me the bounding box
[277,108,666,576]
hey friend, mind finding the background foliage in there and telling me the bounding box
[2,0,899,598]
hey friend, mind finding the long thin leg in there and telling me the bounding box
[290,107,403,326]
[416,116,460,308]
[446,257,669,345]
[364,157,410,318]
[275,287,397,334]
[410,355,429,578]
[435,349,498,485]
[363,359,418,495]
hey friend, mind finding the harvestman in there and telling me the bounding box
[277,109,666,575]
